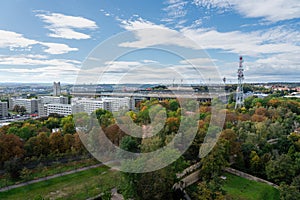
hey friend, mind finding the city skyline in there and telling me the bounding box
[0,0,299,83]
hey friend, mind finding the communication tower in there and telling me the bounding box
[235,56,244,109]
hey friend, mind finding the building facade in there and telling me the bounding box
[0,102,8,118]
[47,104,72,116]
[53,82,61,96]
[39,96,68,104]
[11,98,38,114]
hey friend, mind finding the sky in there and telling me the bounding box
[0,0,299,84]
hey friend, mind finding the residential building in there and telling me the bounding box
[102,97,130,112]
[39,96,68,104]
[0,102,8,118]
[46,103,84,116]
[71,97,130,114]
[72,98,104,114]
[47,104,72,116]
[11,98,38,114]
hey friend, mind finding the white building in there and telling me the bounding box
[72,98,104,114]
[72,97,130,114]
[47,104,72,116]
[39,96,68,104]
[0,102,8,118]
[46,103,84,116]
[102,97,130,112]
[38,96,69,117]
[12,98,38,114]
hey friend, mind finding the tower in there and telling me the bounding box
[53,82,61,96]
[235,56,244,109]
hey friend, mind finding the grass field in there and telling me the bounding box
[0,158,99,188]
[0,166,121,200]
[222,173,280,200]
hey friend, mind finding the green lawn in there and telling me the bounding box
[0,166,121,200]
[222,173,280,200]
[0,158,99,188]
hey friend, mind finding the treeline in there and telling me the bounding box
[0,114,87,179]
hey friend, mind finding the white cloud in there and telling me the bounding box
[119,18,300,57]
[40,42,78,54]
[181,27,300,56]
[0,54,80,83]
[119,18,198,49]
[0,30,37,49]
[0,30,78,54]
[193,0,300,22]
[36,12,98,39]
[162,0,188,26]
[180,57,217,65]
[163,0,188,18]
[0,54,80,67]
[118,18,299,82]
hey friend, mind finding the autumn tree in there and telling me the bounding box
[49,132,64,154]
[0,134,25,166]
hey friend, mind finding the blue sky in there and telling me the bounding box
[0,0,299,84]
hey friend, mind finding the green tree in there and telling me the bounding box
[279,183,300,200]
[94,109,114,128]
[200,140,229,180]
[266,154,296,184]
[192,179,225,200]
[61,115,76,135]
[4,158,22,180]
[44,117,61,130]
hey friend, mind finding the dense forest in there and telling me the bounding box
[0,95,299,199]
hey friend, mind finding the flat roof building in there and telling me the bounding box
[12,98,38,114]
[0,102,8,119]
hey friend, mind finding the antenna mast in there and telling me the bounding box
[235,56,244,109]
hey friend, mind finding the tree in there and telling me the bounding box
[4,158,22,180]
[73,133,85,153]
[249,151,262,176]
[104,124,126,146]
[44,117,61,130]
[0,134,24,165]
[279,183,300,200]
[24,136,38,157]
[118,136,139,159]
[192,179,225,200]
[121,151,187,200]
[266,154,296,184]
[36,132,50,156]
[163,117,180,136]
[169,99,179,111]
[200,140,229,180]
[64,133,75,152]
[49,132,64,154]
[61,115,76,135]
[13,105,26,114]
[16,123,38,141]
[94,109,114,128]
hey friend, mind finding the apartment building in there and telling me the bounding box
[11,98,38,114]
[0,102,8,118]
